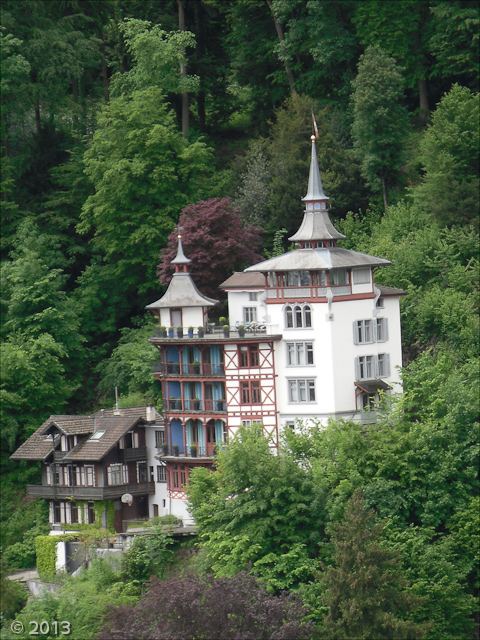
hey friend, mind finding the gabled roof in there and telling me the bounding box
[146,273,218,309]
[10,406,163,463]
[245,247,391,273]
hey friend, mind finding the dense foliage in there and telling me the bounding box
[1,0,479,637]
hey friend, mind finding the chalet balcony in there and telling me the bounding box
[26,481,155,501]
[166,398,226,413]
[118,446,147,462]
[153,362,225,376]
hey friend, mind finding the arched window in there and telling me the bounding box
[321,202,326,210]
[307,203,313,210]
[314,202,320,210]
[285,304,313,329]
[285,305,293,328]
[304,305,312,327]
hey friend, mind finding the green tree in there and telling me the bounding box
[351,46,410,211]
[187,423,324,591]
[413,84,479,229]
[320,490,430,639]
[78,86,214,294]
[352,0,431,118]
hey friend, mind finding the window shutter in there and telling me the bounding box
[107,467,112,485]
[384,318,389,341]
[355,357,360,380]
[353,321,359,344]
[385,353,391,377]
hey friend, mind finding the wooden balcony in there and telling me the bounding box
[118,446,147,462]
[26,481,155,501]
[153,362,225,376]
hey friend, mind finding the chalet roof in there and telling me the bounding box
[377,285,407,297]
[146,273,218,310]
[220,272,265,289]
[245,247,391,273]
[10,406,163,462]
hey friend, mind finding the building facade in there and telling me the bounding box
[148,136,405,523]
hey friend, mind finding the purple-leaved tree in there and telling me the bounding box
[98,571,316,640]
[158,198,263,300]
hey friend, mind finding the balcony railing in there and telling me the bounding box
[166,399,226,412]
[158,444,217,459]
[153,362,225,376]
[119,446,147,462]
[26,481,155,500]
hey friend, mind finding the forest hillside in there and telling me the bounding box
[1,1,479,637]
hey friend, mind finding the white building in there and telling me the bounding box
[147,135,405,523]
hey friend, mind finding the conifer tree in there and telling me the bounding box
[321,490,430,640]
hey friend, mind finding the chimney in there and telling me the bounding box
[146,405,155,422]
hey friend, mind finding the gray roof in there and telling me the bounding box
[289,211,345,242]
[171,237,191,265]
[10,407,163,462]
[220,272,266,289]
[302,137,329,202]
[146,273,218,309]
[245,247,391,273]
[377,285,407,297]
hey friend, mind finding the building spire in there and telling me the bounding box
[302,135,329,202]
[289,136,344,246]
[171,229,191,273]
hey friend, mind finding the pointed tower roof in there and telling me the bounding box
[146,234,218,310]
[289,136,345,243]
[302,135,329,202]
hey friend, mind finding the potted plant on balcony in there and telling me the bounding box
[157,326,167,338]
[192,360,201,374]
[219,316,227,326]
[188,326,194,338]
[238,324,245,337]
[190,444,197,457]
[168,326,174,338]
[197,326,204,338]
[177,326,184,338]
[172,444,179,456]
[162,442,169,456]
[223,324,230,338]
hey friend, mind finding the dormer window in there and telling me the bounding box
[314,203,320,210]
[322,203,326,210]
[89,430,106,441]
[307,203,313,210]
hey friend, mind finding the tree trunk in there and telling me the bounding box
[98,31,110,104]
[265,0,296,94]
[177,0,189,137]
[413,29,429,121]
[381,175,388,213]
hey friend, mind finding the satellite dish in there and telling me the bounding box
[121,493,133,506]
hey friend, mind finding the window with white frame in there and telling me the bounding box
[137,461,148,483]
[86,466,94,487]
[354,318,388,344]
[248,292,258,301]
[155,430,165,448]
[285,421,296,431]
[286,342,314,365]
[286,270,310,286]
[375,318,388,342]
[243,307,257,323]
[107,464,127,486]
[353,268,371,284]
[377,353,390,377]
[354,320,373,344]
[330,269,348,285]
[356,355,375,380]
[288,379,316,403]
[285,304,312,329]
[75,466,86,486]
[355,354,390,380]
[376,297,385,308]
[156,464,166,482]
